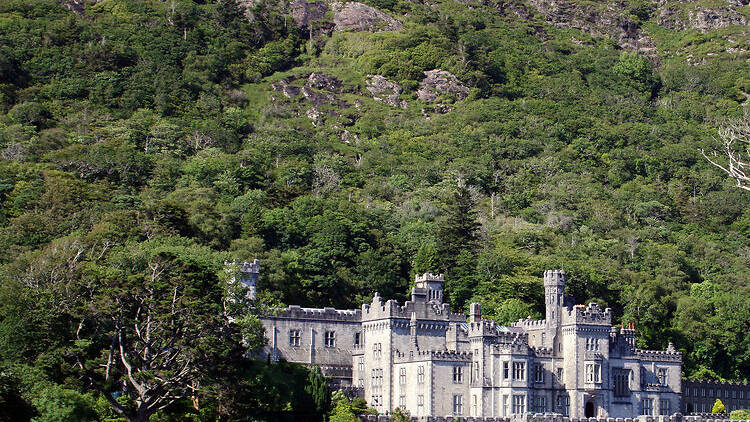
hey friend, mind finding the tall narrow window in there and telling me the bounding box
[473,361,479,382]
[503,394,509,416]
[513,362,526,380]
[534,364,544,382]
[453,366,464,383]
[585,363,601,383]
[614,369,630,397]
[324,331,336,348]
[512,394,526,414]
[657,368,668,386]
[660,399,670,416]
[472,395,477,416]
[399,367,406,385]
[503,361,509,379]
[453,395,464,415]
[417,365,425,384]
[289,329,301,347]
[642,398,653,416]
[354,332,361,346]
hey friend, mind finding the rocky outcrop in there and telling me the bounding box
[330,2,402,32]
[290,0,331,29]
[524,0,655,52]
[271,73,350,125]
[416,70,469,103]
[658,5,748,32]
[307,73,342,92]
[61,0,97,13]
[365,75,407,108]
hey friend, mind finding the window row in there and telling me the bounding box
[641,398,671,416]
[501,361,527,380]
[288,329,360,348]
[585,337,601,351]
[686,387,746,399]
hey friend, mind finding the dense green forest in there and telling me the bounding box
[1,0,749,419]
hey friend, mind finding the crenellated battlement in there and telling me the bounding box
[225,259,260,274]
[269,305,362,322]
[362,292,464,322]
[544,269,566,285]
[393,348,474,362]
[564,302,612,325]
[513,318,547,328]
[634,348,682,362]
[415,273,444,283]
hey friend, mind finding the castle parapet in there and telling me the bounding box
[512,318,547,328]
[565,302,612,325]
[269,305,362,322]
[634,348,682,362]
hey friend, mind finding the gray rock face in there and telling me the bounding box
[658,5,748,32]
[416,70,469,103]
[365,75,407,108]
[290,0,331,29]
[525,0,655,52]
[307,73,343,92]
[330,2,403,32]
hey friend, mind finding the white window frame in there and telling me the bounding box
[642,398,653,416]
[453,394,464,415]
[289,329,300,347]
[453,365,464,384]
[324,331,336,348]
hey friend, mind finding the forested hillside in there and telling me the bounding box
[1,0,749,419]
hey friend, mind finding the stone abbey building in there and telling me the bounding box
[235,262,688,418]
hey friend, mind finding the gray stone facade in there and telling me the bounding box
[253,267,684,418]
[681,379,750,414]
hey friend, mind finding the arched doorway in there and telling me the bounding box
[585,401,595,418]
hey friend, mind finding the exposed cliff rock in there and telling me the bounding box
[61,0,97,13]
[658,4,748,32]
[307,73,343,92]
[290,0,331,29]
[524,0,655,52]
[365,75,408,108]
[271,73,350,125]
[417,70,469,103]
[330,2,402,32]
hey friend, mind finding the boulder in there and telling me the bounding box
[416,70,469,103]
[307,73,343,92]
[365,75,407,108]
[290,0,331,29]
[330,2,402,32]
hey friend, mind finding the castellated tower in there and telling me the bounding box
[226,259,260,300]
[544,269,566,327]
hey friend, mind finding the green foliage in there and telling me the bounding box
[730,409,750,420]
[306,366,332,419]
[713,398,726,414]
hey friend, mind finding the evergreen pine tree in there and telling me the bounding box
[306,366,331,420]
[436,186,480,309]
